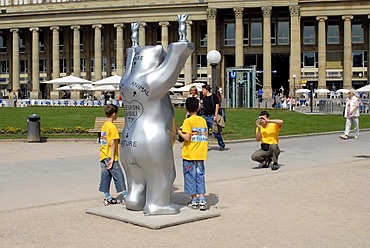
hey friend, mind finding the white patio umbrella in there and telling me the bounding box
[81,84,95,90]
[92,75,122,85]
[41,75,92,85]
[172,83,205,92]
[93,84,117,91]
[315,89,330,94]
[56,84,86,91]
[295,88,310,93]
[336,89,350,94]
[356,84,370,93]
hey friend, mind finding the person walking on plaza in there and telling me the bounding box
[99,104,127,205]
[201,85,225,151]
[340,89,360,140]
[177,97,209,211]
[13,92,17,107]
[251,110,283,170]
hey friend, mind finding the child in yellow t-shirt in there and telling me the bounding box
[99,104,127,206]
[177,97,208,211]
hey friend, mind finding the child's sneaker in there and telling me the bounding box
[188,200,199,209]
[199,201,207,211]
[122,190,128,199]
[103,198,119,206]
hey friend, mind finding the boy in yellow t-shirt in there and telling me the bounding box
[251,110,283,170]
[178,97,209,211]
[99,104,127,206]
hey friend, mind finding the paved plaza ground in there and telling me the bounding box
[0,131,370,247]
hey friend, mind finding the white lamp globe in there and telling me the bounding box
[207,50,221,64]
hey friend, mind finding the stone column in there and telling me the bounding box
[184,21,193,85]
[159,21,169,52]
[71,25,80,77]
[207,8,217,81]
[10,28,19,93]
[30,27,41,99]
[234,7,243,67]
[93,24,102,81]
[114,23,124,76]
[139,22,146,47]
[262,6,272,99]
[317,16,327,89]
[50,26,60,99]
[342,15,353,89]
[289,5,301,96]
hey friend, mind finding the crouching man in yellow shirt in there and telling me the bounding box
[251,110,283,170]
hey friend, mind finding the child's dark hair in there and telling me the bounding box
[185,97,199,113]
[259,110,270,118]
[104,104,118,117]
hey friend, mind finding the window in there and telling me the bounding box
[277,21,289,45]
[303,22,315,45]
[59,32,64,51]
[197,55,207,69]
[327,21,339,44]
[270,22,276,45]
[101,32,104,50]
[111,57,116,72]
[39,32,45,52]
[114,31,117,50]
[251,22,262,46]
[352,22,364,44]
[327,51,342,62]
[243,23,249,45]
[352,51,366,67]
[0,60,9,74]
[224,23,235,46]
[20,60,28,73]
[80,58,86,72]
[70,58,74,73]
[302,52,316,68]
[90,58,94,72]
[0,33,6,53]
[200,24,207,47]
[80,30,84,51]
[39,59,46,73]
[102,57,107,72]
[19,32,26,52]
[59,59,67,73]
[156,27,161,45]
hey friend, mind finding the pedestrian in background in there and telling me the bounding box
[340,89,360,140]
[201,85,225,151]
[13,92,17,107]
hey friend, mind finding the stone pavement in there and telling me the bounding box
[0,131,370,247]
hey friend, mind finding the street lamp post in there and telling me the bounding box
[207,50,221,94]
[310,82,313,113]
[293,74,296,99]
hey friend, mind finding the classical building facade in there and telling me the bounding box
[0,0,369,100]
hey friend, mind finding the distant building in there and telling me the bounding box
[0,0,368,99]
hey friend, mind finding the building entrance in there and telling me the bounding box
[225,66,257,108]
